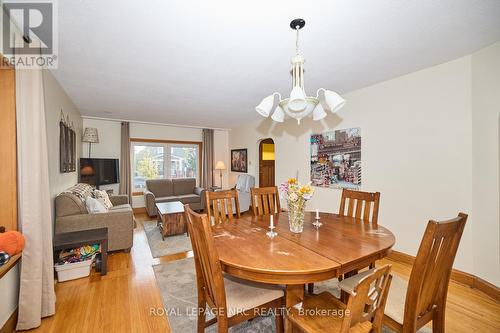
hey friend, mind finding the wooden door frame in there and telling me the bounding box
[0,54,17,232]
[258,138,275,187]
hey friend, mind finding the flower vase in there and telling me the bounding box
[287,200,305,233]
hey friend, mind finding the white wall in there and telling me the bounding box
[130,123,202,141]
[81,118,230,208]
[230,55,475,274]
[471,42,500,286]
[43,70,83,224]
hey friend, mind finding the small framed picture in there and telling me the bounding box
[231,149,248,173]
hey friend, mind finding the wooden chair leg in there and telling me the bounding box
[307,283,314,294]
[197,300,206,333]
[217,314,229,333]
[275,307,284,333]
[432,307,445,333]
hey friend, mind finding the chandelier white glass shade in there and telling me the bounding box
[255,19,346,124]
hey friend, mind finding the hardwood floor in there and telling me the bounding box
[27,213,499,332]
[29,213,172,332]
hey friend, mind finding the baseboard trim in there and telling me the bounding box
[387,250,499,302]
[0,308,17,333]
[474,276,500,302]
[133,207,147,214]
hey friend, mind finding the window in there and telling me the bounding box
[131,140,201,191]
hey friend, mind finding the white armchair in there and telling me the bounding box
[234,174,255,213]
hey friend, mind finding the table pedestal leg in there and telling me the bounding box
[285,284,304,333]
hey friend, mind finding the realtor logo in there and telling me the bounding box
[1,0,58,68]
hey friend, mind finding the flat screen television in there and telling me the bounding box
[79,158,119,187]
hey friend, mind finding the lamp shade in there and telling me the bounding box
[288,86,307,112]
[312,102,327,121]
[255,94,275,117]
[215,161,226,170]
[82,127,99,143]
[80,165,95,176]
[323,90,346,113]
[271,105,285,122]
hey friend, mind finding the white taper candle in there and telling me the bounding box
[270,215,274,228]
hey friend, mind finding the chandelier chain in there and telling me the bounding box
[295,26,300,55]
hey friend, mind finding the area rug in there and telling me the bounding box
[143,220,192,258]
[153,258,432,333]
[153,258,276,332]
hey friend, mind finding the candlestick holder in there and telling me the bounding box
[312,217,322,229]
[266,225,278,239]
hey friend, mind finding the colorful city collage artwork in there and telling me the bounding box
[310,128,361,189]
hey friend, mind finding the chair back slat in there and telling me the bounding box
[404,213,468,328]
[341,265,393,332]
[205,190,240,225]
[339,189,380,225]
[250,187,281,216]
[262,194,270,214]
[355,199,363,219]
[363,201,372,221]
[226,197,233,218]
[184,205,227,312]
[267,194,275,214]
[347,198,355,216]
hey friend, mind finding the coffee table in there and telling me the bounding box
[156,201,186,240]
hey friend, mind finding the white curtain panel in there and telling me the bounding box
[15,37,56,330]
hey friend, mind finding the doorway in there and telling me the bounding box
[259,138,275,187]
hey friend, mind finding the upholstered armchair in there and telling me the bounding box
[233,174,255,213]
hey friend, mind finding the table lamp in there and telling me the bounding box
[215,161,226,188]
[82,127,99,158]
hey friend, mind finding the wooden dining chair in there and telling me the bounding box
[339,213,468,333]
[308,189,381,294]
[250,186,281,216]
[339,189,381,225]
[205,189,241,224]
[184,205,285,333]
[288,265,393,333]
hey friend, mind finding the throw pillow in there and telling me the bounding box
[85,197,107,214]
[93,190,113,210]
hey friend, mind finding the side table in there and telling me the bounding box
[53,227,108,275]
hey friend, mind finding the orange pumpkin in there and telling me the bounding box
[0,226,25,256]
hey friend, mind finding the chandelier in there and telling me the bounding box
[256,19,346,124]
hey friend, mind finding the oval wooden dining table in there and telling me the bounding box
[212,211,395,332]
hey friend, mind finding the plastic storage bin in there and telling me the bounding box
[54,257,93,282]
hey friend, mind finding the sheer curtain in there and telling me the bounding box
[119,122,131,202]
[15,39,56,330]
[202,129,214,189]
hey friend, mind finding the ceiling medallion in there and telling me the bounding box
[256,19,346,124]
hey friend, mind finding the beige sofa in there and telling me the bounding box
[55,184,134,251]
[144,178,205,216]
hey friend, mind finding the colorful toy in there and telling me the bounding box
[0,226,25,256]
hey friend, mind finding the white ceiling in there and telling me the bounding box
[52,0,500,128]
